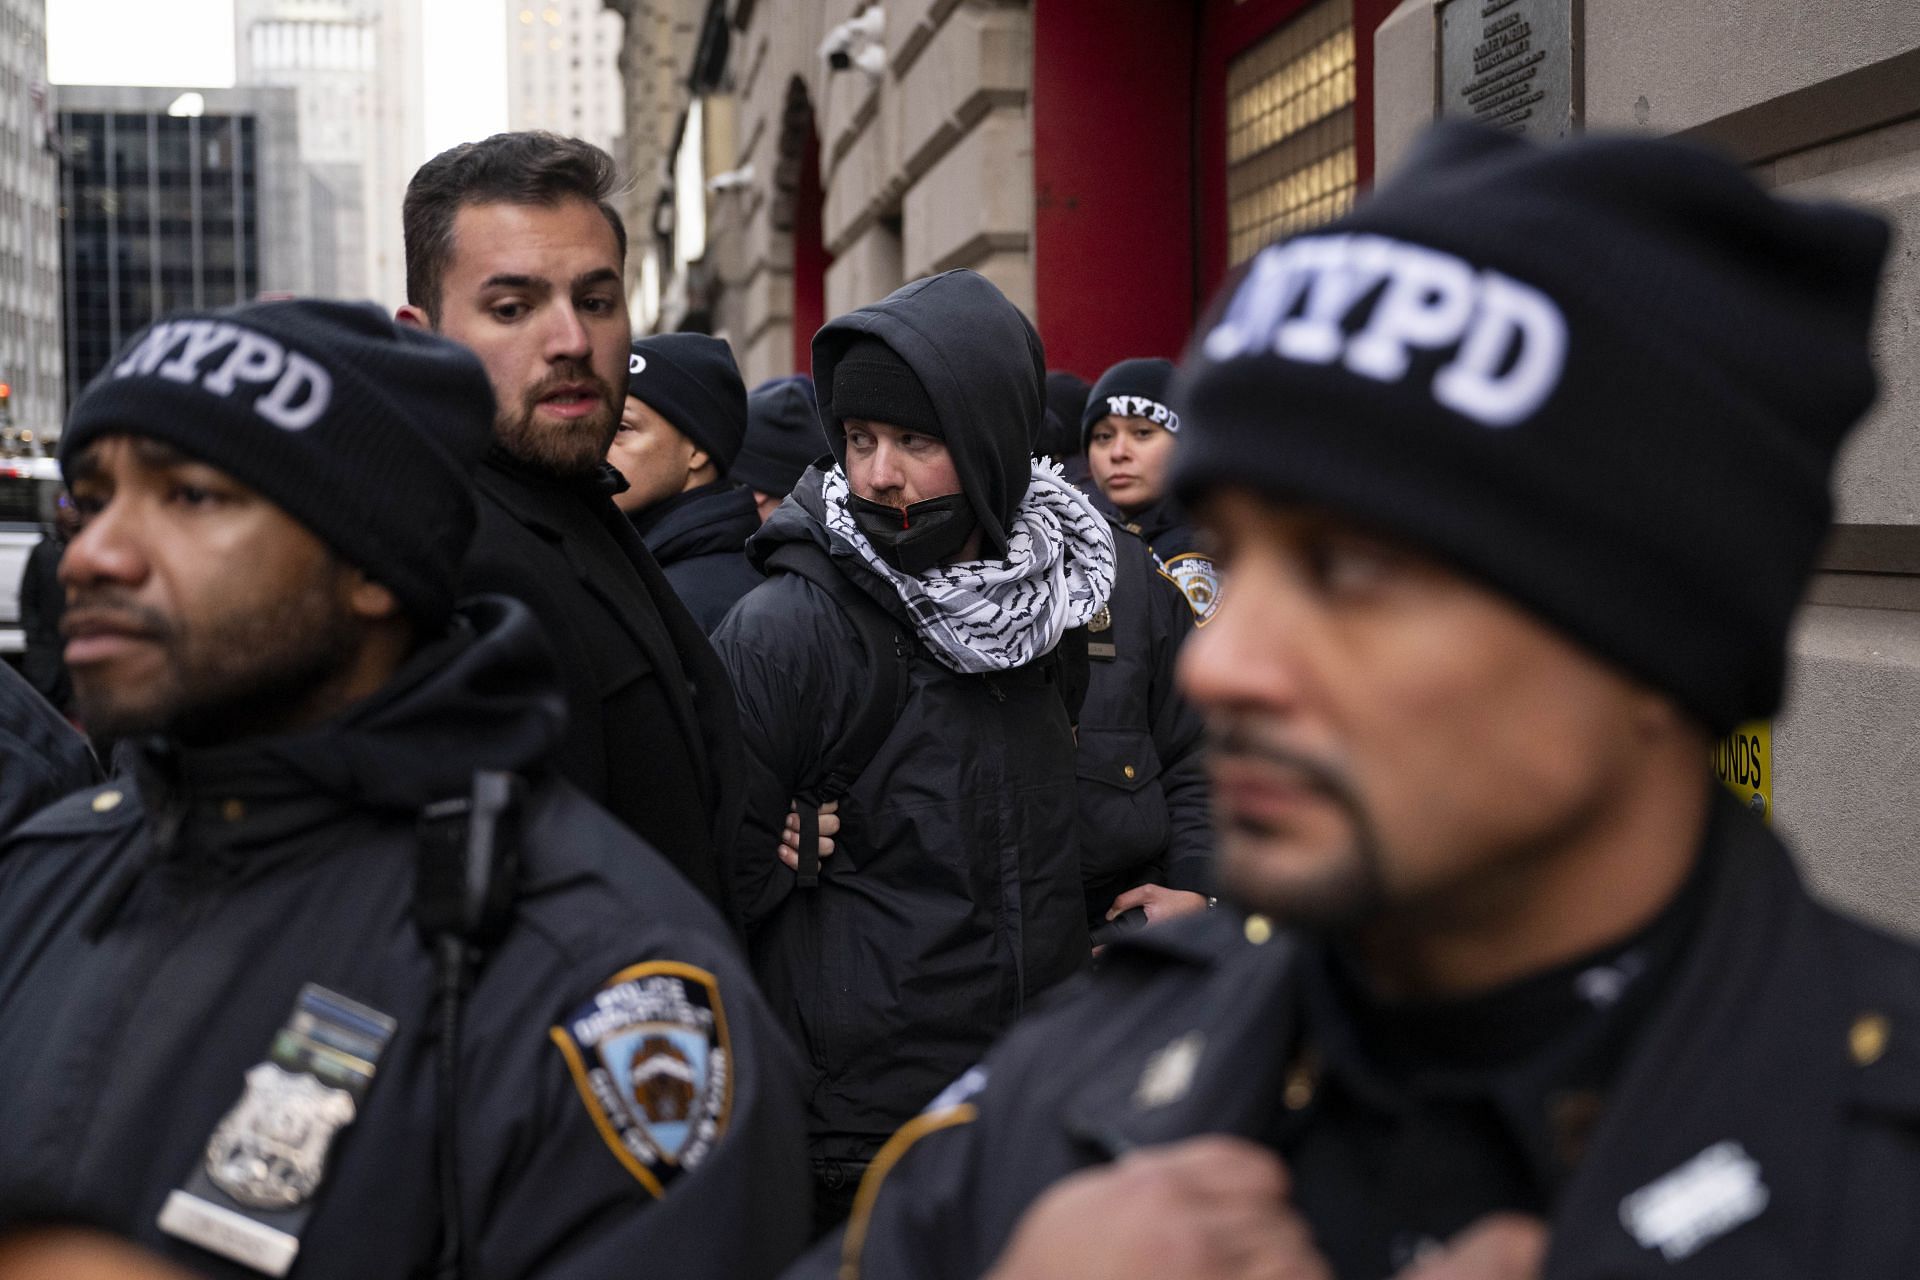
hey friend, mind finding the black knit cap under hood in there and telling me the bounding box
[1172,121,1890,733]
[814,268,1045,560]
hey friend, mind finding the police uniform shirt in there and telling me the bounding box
[1271,854,1711,1279]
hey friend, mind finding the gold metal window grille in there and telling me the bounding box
[1225,0,1358,265]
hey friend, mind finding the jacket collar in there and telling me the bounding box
[1544,793,1918,1275]
[630,481,760,561]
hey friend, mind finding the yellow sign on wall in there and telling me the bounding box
[1713,721,1772,823]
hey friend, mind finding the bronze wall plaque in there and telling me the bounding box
[1438,0,1582,139]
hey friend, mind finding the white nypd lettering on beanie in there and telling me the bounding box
[112,318,334,431]
[1203,232,1567,428]
[1105,395,1181,433]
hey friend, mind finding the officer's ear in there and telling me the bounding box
[395,304,431,332]
[686,444,712,477]
[344,568,404,623]
[1626,682,1705,749]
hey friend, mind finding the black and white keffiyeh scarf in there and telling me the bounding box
[822,461,1117,674]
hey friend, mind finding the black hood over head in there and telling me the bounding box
[814,269,1044,560]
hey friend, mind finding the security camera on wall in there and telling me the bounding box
[820,6,885,75]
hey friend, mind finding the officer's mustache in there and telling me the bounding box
[1205,718,1389,929]
[1204,721,1361,810]
[62,589,176,645]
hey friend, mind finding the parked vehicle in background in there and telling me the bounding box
[0,456,59,657]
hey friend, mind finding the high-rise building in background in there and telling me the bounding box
[5,1,62,442]
[233,0,425,307]
[54,85,306,404]
[507,0,623,157]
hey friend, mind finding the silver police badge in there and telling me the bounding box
[204,1062,358,1211]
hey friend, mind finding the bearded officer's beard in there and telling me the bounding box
[71,569,367,747]
[1207,720,1388,931]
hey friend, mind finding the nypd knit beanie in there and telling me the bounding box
[1083,357,1182,451]
[62,299,496,632]
[1173,122,1889,732]
[627,332,748,477]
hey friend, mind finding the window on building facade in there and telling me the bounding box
[1224,0,1357,266]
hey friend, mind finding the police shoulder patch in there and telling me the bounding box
[551,961,734,1197]
[1161,553,1222,627]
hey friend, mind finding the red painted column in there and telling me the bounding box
[1030,0,1196,380]
[791,117,830,375]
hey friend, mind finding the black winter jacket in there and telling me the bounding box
[631,480,765,634]
[0,655,95,835]
[462,451,745,918]
[713,473,1086,1165]
[805,790,1920,1279]
[0,598,808,1278]
[1077,520,1210,923]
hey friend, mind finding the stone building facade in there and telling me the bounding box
[604,0,1405,381]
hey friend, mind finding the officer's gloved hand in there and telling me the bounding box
[777,799,840,870]
[1394,1214,1546,1280]
[983,1135,1332,1280]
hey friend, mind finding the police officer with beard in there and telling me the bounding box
[0,301,808,1278]
[798,124,1920,1280]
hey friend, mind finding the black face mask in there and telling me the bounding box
[849,492,979,575]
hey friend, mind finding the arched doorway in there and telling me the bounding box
[772,77,830,374]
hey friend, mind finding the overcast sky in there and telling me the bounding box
[47,0,508,161]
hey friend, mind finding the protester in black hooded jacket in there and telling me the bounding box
[613,333,763,632]
[712,269,1116,1231]
[0,301,808,1279]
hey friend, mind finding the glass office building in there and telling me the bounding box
[56,85,305,406]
